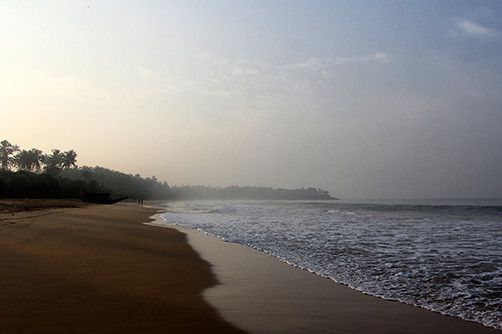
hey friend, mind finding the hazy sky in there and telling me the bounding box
[2,1,502,199]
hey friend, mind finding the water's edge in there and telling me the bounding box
[144,212,499,331]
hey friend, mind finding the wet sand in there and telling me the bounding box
[0,203,244,333]
[153,220,500,334]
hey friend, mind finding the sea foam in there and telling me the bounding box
[159,200,502,329]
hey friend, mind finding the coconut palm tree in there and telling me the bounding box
[31,149,45,171]
[15,150,31,171]
[16,149,44,172]
[44,149,64,174]
[0,140,19,170]
[61,150,77,169]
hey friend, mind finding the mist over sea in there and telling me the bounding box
[160,199,502,329]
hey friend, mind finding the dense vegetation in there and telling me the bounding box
[0,170,105,199]
[0,139,335,201]
[60,166,173,200]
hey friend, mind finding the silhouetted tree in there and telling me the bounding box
[16,149,45,172]
[15,150,31,171]
[61,150,78,169]
[44,149,64,175]
[0,140,19,170]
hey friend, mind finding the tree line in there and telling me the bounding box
[1,140,77,174]
[0,140,100,199]
[0,140,171,200]
[1,139,336,201]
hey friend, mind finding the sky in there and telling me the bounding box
[1,0,502,199]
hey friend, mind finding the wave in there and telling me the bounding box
[159,201,502,330]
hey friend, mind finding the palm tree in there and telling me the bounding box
[30,149,45,171]
[0,140,19,170]
[44,149,63,174]
[16,149,44,172]
[61,150,77,169]
[15,150,31,171]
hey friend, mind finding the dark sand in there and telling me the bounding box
[0,203,244,333]
[160,222,501,334]
[0,198,87,213]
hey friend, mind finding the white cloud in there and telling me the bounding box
[370,52,391,62]
[455,19,497,38]
[278,52,390,71]
[329,52,390,65]
[133,51,391,103]
[277,57,323,71]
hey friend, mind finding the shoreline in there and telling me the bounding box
[147,215,500,334]
[1,202,499,333]
[0,203,244,333]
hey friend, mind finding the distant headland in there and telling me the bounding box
[0,139,336,201]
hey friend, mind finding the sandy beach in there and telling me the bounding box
[0,202,243,333]
[1,202,499,333]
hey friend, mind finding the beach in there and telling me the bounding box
[0,202,499,333]
[0,202,243,333]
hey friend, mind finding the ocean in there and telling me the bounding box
[159,199,502,329]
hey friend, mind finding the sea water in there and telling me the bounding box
[159,199,502,329]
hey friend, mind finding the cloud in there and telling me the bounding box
[135,51,391,103]
[283,57,325,71]
[455,18,497,38]
[329,52,390,65]
[278,52,390,72]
